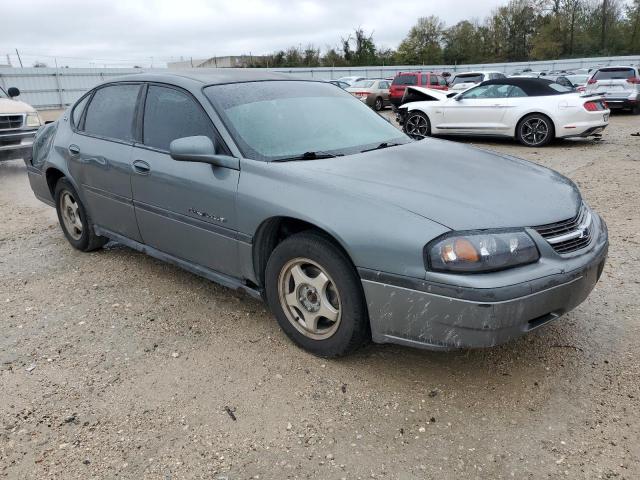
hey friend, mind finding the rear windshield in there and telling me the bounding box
[547,83,573,93]
[593,68,635,80]
[452,74,484,85]
[351,80,375,88]
[392,74,418,86]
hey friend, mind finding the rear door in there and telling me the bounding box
[68,83,143,241]
[130,84,240,276]
[439,84,513,134]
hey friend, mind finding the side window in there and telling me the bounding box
[83,84,140,141]
[71,94,90,129]
[462,84,513,99]
[430,75,439,86]
[421,74,428,85]
[439,76,447,86]
[143,85,220,153]
[508,86,527,97]
[379,81,389,89]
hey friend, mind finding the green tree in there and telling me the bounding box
[397,16,445,64]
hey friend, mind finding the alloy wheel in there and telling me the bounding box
[277,257,342,340]
[520,117,550,146]
[405,113,429,139]
[60,191,83,240]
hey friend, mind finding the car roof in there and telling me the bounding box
[105,69,297,89]
[478,77,570,96]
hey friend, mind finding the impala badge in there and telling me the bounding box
[188,208,226,223]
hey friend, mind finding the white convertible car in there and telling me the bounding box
[397,78,610,147]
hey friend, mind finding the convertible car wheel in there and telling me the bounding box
[54,178,107,252]
[404,111,431,140]
[517,114,554,147]
[265,232,369,357]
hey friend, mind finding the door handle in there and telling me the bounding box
[68,144,80,155]
[132,160,151,175]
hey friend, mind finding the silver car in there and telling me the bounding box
[585,65,640,113]
[345,79,391,110]
[26,71,608,356]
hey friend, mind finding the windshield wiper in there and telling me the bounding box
[272,151,342,162]
[360,142,403,153]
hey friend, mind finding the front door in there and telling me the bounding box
[67,83,143,241]
[130,84,240,276]
[438,84,513,134]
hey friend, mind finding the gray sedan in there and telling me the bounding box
[26,71,608,356]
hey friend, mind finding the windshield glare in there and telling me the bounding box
[205,81,408,161]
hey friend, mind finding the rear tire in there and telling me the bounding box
[516,113,554,147]
[54,178,107,252]
[374,97,384,111]
[403,111,431,140]
[265,232,369,357]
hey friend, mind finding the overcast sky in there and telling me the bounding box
[2,0,506,67]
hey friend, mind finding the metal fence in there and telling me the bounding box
[2,55,639,111]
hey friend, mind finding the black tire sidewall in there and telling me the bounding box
[374,97,383,111]
[54,179,93,251]
[517,114,554,147]
[265,232,368,357]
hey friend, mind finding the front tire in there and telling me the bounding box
[54,178,107,252]
[265,232,369,357]
[516,114,554,147]
[404,111,431,139]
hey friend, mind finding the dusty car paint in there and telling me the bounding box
[25,71,608,350]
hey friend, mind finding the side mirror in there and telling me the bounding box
[8,87,20,98]
[455,95,463,101]
[169,136,239,170]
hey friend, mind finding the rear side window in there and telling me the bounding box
[71,94,90,129]
[421,74,428,85]
[392,74,418,86]
[143,85,218,152]
[429,75,439,86]
[83,84,140,142]
[593,68,635,80]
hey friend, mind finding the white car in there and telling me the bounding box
[585,65,640,114]
[449,71,506,92]
[397,78,609,147]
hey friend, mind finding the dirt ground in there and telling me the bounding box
[1,112,639,480]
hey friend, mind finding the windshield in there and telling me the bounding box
[351,80,375,88]
[452,74,483,85]
[204,81,408,161]
[593,68,635,80]
[0,87,7,99]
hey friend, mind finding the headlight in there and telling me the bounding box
[426,230,539,273]
[26,112,42,127]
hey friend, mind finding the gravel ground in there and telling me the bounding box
[1,112,639,479]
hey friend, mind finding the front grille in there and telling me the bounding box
[534,203,592,254]
[0,115,24,130]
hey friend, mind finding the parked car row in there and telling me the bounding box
[334,64,638,115]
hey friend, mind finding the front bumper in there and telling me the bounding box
[361,215,608,350]
[0,129,37,161]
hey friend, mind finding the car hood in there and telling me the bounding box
[281,139,581,230]
[0,98,36,114]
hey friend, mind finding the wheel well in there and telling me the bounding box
[516,112,556,137]
[252,217,352,288]
[45,168,65,197]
